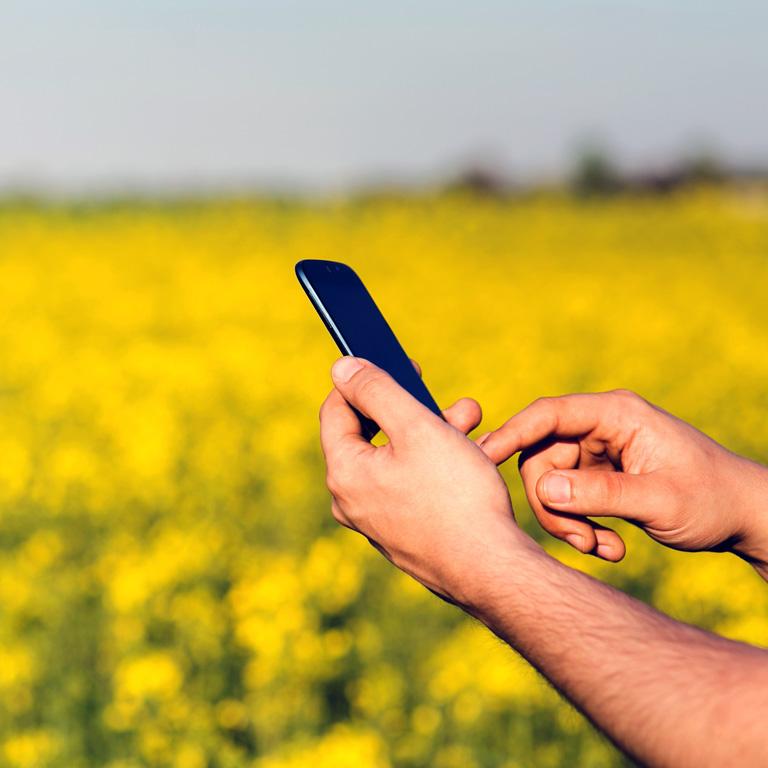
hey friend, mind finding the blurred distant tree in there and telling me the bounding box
[570,145,622,198]
[445,165,510,198]
[678,152,725,185]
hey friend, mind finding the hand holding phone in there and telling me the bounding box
[295,259,443,437]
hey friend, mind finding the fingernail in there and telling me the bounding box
[544,473,571,504]
[565,533,586,552]
[597,544,618,560]
[332,356,364,383]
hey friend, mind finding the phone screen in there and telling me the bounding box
[295,259,443,422]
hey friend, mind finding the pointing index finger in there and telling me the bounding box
[480,393,615,465]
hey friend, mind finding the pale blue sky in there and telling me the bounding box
[1,1,767,192]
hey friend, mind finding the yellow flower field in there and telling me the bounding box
[0,189,766,767]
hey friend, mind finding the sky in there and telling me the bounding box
[1,0,767,193]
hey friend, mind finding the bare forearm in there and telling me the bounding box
[470,539,768,767]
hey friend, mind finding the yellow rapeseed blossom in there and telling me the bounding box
[115,651,183,702]
[255,724,390,768]
[3,730,58,768]
[0,191,765,766]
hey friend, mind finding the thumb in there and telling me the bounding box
[331,356,437,439]
[536,469,657,523]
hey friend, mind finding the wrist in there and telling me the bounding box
[452,525,545,623]
[730,457,768,577]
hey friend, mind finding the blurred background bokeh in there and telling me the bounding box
[1,3,767,767]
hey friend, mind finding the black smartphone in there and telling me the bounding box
[295,259,442,437]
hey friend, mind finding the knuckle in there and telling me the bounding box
[407,414,438,443]
[598,472,624,507]
[611,388,646,408]
[530,396,555,412]
[528,396,560,427]
[355,371,388,401]
[325,468,342,497]
[325,464,352,498]
[330,502,354,530]
[330,502,344,524]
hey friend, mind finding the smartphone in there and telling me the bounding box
[295,259,442,437]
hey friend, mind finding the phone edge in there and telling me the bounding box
[295,261,353,357]
[295,260,380,440]
[294,259,444,423]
